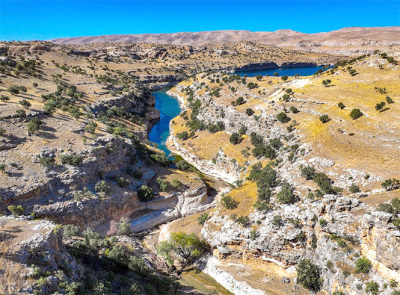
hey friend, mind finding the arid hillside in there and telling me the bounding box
[165,48,400,294]
[50,27,400,55]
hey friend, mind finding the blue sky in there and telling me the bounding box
[0,0,399,41]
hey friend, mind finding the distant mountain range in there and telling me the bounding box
[50,27,400,50]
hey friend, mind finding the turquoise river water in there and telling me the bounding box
[148,66,326,155]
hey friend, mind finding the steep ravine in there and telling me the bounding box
[158,62,400,295]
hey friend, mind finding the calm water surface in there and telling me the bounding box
[149,66,326,155]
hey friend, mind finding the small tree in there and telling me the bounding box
[246,108,254,116]
[301,165,316,180]
[19,99,31,109]
[229,133,241,144]
[157,232,208,272]
[365,281,379,295]
[95,181,111,194]
[276,112,290,123]
[355,257,372,274]
[319,114,329,123]
[7,85,20,95]
[197,213,208,225]
[322,79,332,87]
[221,195,238,209]
[8,205,24,217]
[375,102,386,111]
[0,95,10,101]
[172,178,182,188]
[381,178,400,191]
[281,75,288,81]
[276,182,296,204]
[349,184,360,193]
[27,118,42,135]
[157,178,170,192]
[117,217,131,235]
[338,102,345,109]
[350,109,363,119]
[386,96,394,104]
[138,185,154,201]
[16,109,26,118]
[296,259,321,291]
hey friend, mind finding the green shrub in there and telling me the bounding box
[338,102,345,109]
[276,182,296,204]
[282,94,290,102]
[221,195,238,209]
[95,181,111,194]
[272,215,283,227]
[300,165,316,180]
[390,279,398,288]
[319,219,328,227]
[246,108,254,116]
[59,153,83,166]
[276,112,290,123]
[138,185,154,201]
[38,156,54,167]
[27,118,42,134]
[349,184,360,193]
[355,257,372,274]
[117,177,130,188]
[386,96,394,104]
[381,178,400,191]
[8,205,24,217]
[235,215,251,227]
[84,120,98,134]
[296,259,321,291]
[16,109,26,118]
[117,217,131,235]
[0,127,6,136]
[350,108,363,119]
[7,85,20,94]
[375,102,386,111]
[249,229,259,240]
[157,232,208,270]
[269,138,282,150]
[0,95,10,101]
[19,99,31,108]
[319,114,329,123]
[172,178,182,188]
[365,281,379,295]
[177,131,189,140]
[62,224,81,238]
[156,178,170,192]
[197,213,208,225]
[229,132,241,144]
[322,79,331,87]
[290,106,299,113]
[313,173,334,194]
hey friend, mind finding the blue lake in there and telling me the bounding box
[235,66,326,77]
[149,66,326,155]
